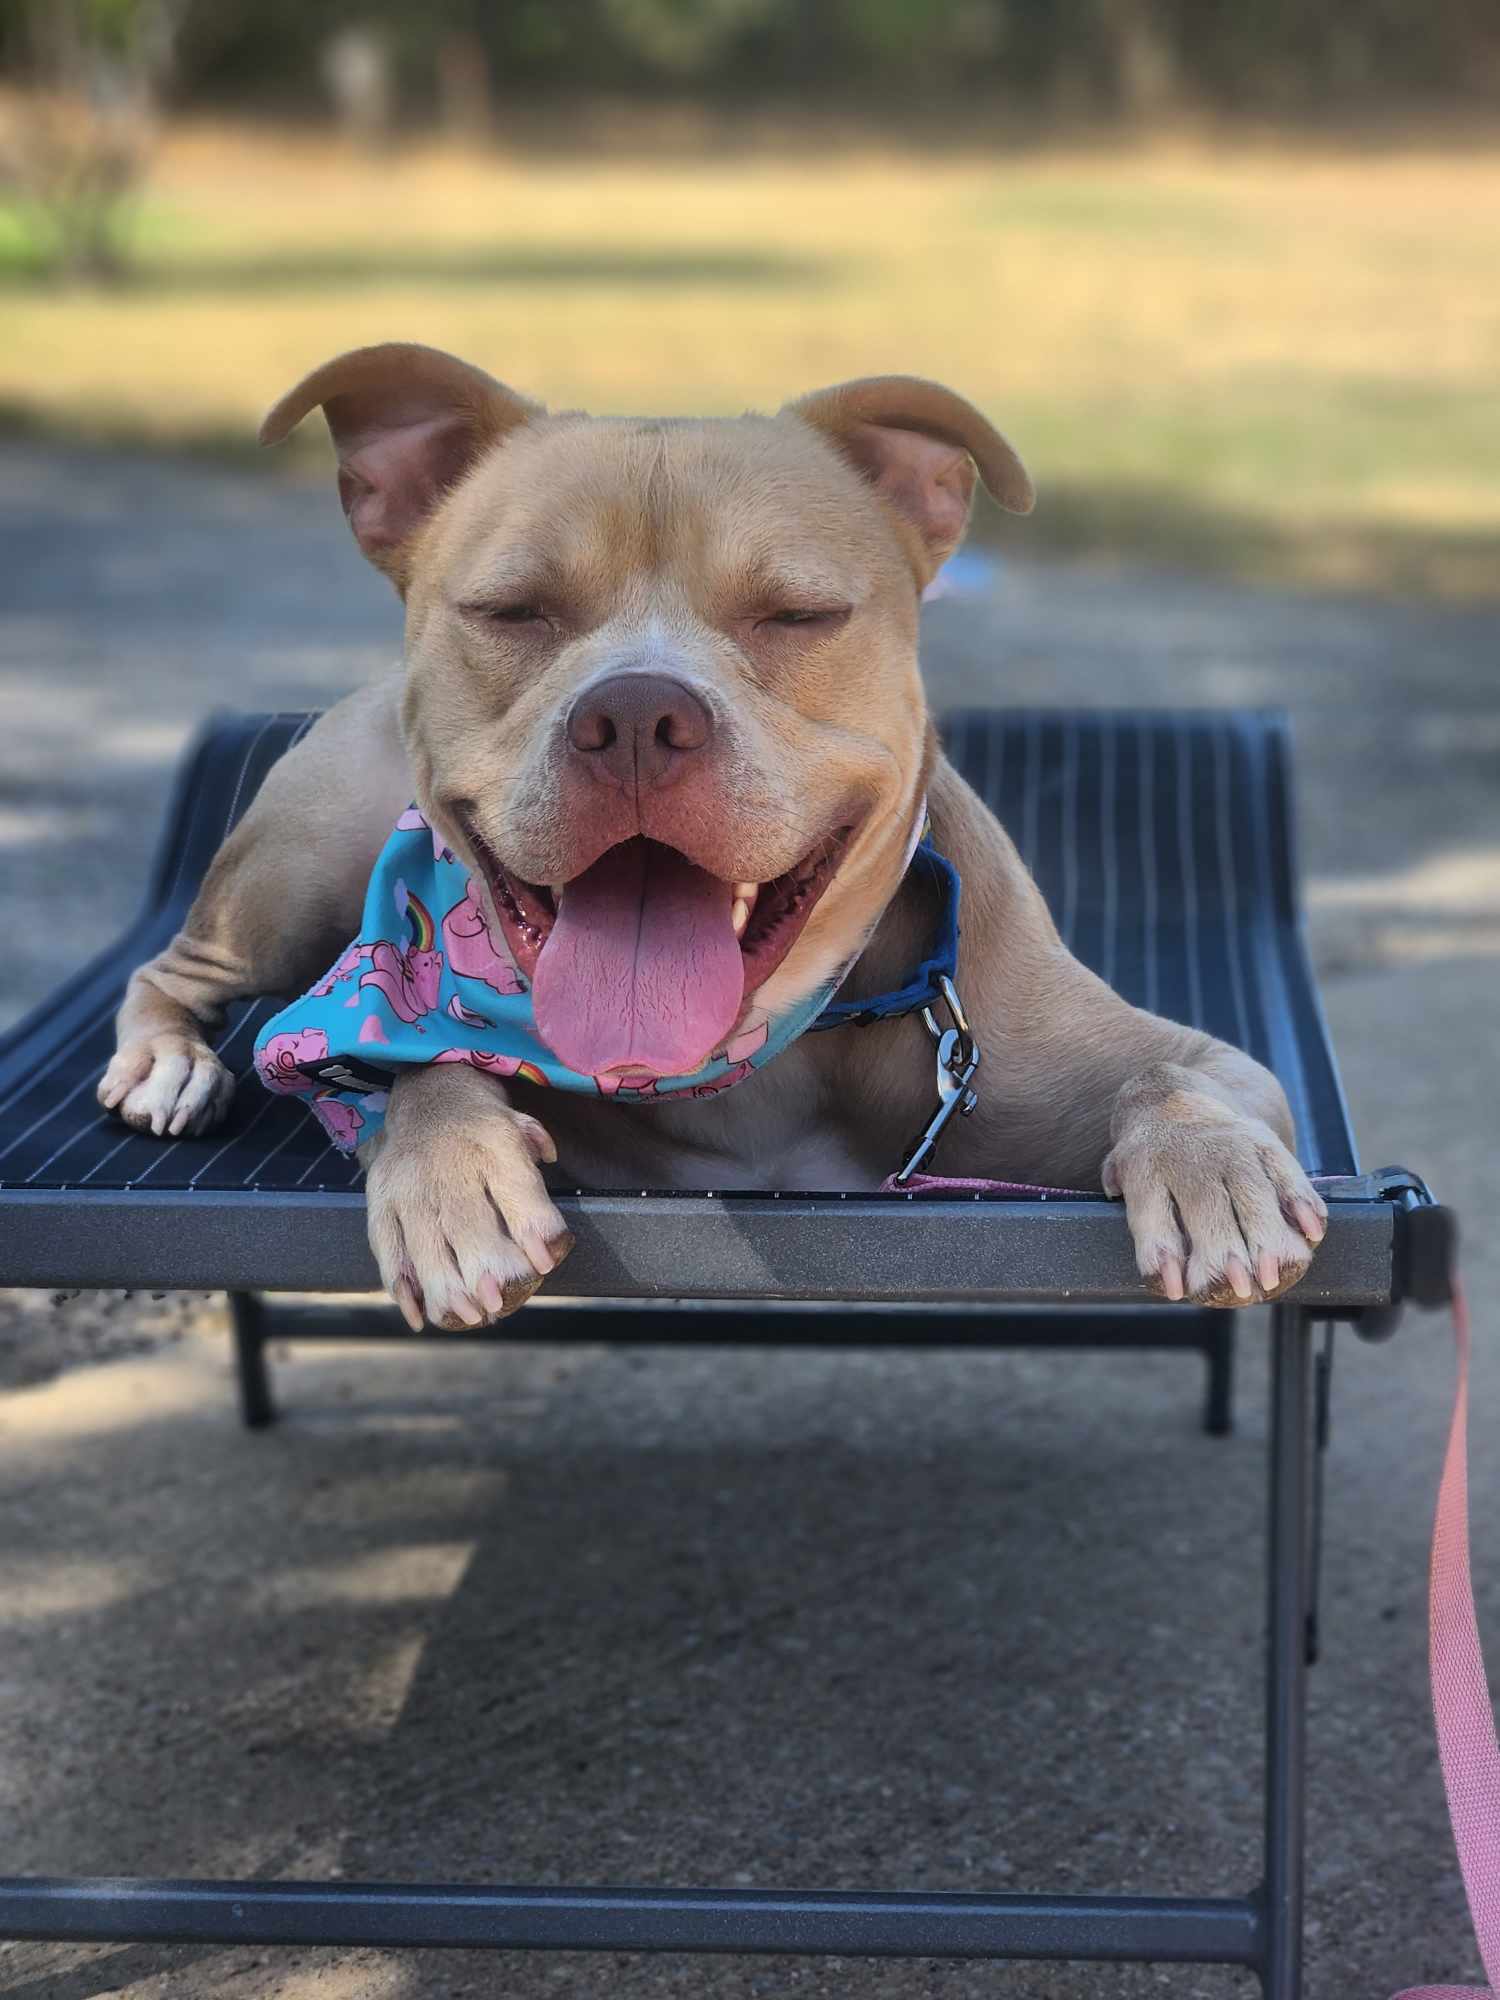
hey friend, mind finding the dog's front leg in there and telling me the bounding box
[1100,1042,1328,1309]
[362,1063,575,1331]
[926,768,1327,1309]
[100,684,409,1138]
[99,931,245,1138]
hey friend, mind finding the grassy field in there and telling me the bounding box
[3,122,1498,598]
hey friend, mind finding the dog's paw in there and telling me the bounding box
[98,1035,236,1138]
[364,1103,573,1332]
[1103,1110,1327,1308]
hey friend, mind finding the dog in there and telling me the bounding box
[98,342,1327,1331]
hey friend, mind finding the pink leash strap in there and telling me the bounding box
[1395,1277,1500,2000]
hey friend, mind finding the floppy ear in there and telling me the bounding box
[259,342,543,591]
[787,375,1033,581]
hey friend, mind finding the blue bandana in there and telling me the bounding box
[254,808,853,1154]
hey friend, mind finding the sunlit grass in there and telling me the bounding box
[2,122,1498,597]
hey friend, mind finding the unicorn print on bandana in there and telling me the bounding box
[258,1025,329,1091]
[441,878,527,996]
[308,943,370,997]
[358,882,443,1023]
[309,1092,374,1150]
[395,804,454,864]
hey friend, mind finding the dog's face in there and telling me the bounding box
[263,345,1031,1078]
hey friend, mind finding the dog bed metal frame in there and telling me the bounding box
[0,707,1451,1995]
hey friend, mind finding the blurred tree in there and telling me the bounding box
[435,29,492,141]
[320,22,392,149]
[0,0,182,279]
[5,0,1497,130]
[600,0,779,77]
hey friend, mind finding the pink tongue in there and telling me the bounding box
[533,839,745,1078]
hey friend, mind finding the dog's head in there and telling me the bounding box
[263,344,1031,1078]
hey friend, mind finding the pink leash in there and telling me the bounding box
[883,1172,1497,1994]
[1395,1277,1500,2000]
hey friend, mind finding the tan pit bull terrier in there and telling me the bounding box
[99,342,1327,1331]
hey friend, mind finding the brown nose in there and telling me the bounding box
[565,672,713,790]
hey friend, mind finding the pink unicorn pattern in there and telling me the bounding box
[396,805,454,864]
[309,942,371,997]
[357,882,443,1023]
[442,878,526,995]
[258,1026,329,1093]
[433,1047,548,1088]
[309,1093,366,1149]
[682,1061,754,1098]
[712,1021,769,1064]
[593,1059,753,1099]
[359,941,442,1023]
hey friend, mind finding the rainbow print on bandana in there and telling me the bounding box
[396,881,436,951]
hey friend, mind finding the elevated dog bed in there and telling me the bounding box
[0,706,1450,1995]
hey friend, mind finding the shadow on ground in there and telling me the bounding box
[973,484,1500,605]
[0,245,834,296]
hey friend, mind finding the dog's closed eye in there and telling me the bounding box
[755,606,852,633]
[458,597,559,633]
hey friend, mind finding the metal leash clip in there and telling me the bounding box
[893,974,981,1185]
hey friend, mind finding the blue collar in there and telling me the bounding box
[812,839,960,1031]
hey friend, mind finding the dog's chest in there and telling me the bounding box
[518,1047,883,1193]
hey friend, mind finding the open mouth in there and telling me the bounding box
[460,814,857,1079]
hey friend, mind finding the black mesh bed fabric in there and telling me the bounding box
[0,706,1357,1201]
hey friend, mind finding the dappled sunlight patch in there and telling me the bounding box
[0,1340,220,1445]
[300,1462,508,1531]
[75,719,190,767]
[1360,922,1500,965]
[1311,845,1500,970]
[251,1538,482,1613]
[0,679,186,771]
[264,1957,414,1999]
[1311,846,1500,914]
[290,1405,473,1439]
[0,1554,148,1621]
[0,802,91,849]
[359,1629,430,1735]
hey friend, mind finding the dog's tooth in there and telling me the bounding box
[732,881,759,911]
[731,896,752,938]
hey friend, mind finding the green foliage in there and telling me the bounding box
[75,0,1500,118]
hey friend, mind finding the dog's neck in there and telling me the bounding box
[833,830,948,1012]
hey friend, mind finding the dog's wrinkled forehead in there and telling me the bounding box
[259,344,1031,602]
[431,414,894,618]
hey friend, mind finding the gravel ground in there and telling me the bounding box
[1,443,1498,1998]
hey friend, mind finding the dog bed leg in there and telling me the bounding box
[229,1290,277,1429]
